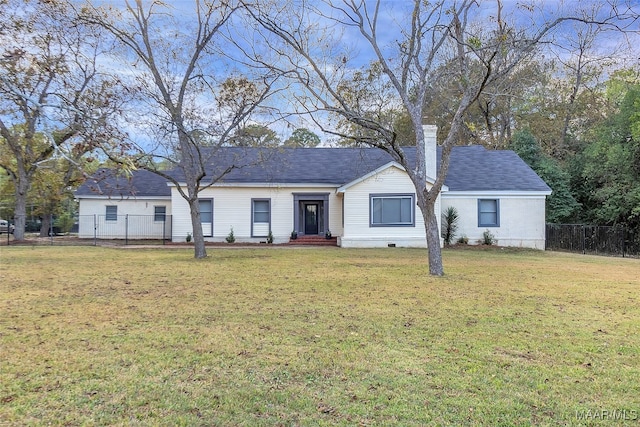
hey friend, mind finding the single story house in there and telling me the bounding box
[75,126,551,248]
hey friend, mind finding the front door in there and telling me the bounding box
[304,203,319,235]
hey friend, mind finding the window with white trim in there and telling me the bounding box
[199,199,213,237]
[478,199,500,227]
[105,205,117,221]
[370,194,415,227]
[252,199,271,237]
[252,200,270,223]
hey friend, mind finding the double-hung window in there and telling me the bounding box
[478,199,500,227]
[252,199,271,237]
[105,205,117,221]
[199,199,213,237]
[370,194,415,227]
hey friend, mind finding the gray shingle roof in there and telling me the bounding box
[445,146,551,192]
[186,146,550,192]
[75,168,171,198]
[76,145,551,197]
[169,147,395,185]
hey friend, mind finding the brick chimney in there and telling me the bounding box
[423,124,437,181]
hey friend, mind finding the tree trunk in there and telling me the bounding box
[13,196,27,241]
[180,143,208,258]
[419,197,444,276]
[186,194,207,259]
[40,215,52,237]
[189,208,207,259]
[12,172,29,241]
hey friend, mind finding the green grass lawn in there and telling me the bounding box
[1,246,639,426]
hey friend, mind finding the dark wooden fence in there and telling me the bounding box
[546,224,640,257]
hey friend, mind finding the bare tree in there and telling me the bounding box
[551,12,631,157]
[0,0,115,240]
[245,0,638,275]
[81,0,282,258]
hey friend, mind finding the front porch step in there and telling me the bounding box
[288,235,338,246]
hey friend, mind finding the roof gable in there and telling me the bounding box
[337,161,450,193]
[337,161,404,192]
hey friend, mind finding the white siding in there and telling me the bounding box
[442,193,547,249]
[76,197,171,239]
[170,185,343,244]
[341,165,439,248]
[253,222,270,237]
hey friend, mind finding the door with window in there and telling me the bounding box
[293,194,329,236]
[304,203,319,234]
[199,199,213,237]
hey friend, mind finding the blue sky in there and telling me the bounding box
[87,0,640,147]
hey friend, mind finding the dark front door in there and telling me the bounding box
[304,203,319,234]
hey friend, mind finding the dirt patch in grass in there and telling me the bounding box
[1,246,639,425]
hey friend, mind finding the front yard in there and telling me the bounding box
[1,246,638,425]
